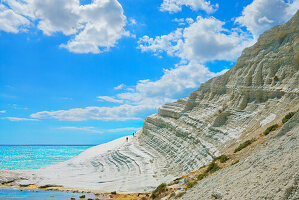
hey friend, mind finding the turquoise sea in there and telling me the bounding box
[0,145,94,170]
[0,145,96,199]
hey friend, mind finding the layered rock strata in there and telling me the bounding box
[179,112,299,200]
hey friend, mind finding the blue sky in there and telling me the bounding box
[0,0,298,144]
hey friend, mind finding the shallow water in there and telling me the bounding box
[0,188,97,200]
[0,145,94,170]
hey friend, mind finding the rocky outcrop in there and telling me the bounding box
[179,112,299,200]
[1,11,298,194]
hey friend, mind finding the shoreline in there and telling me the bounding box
[0,183,150,199]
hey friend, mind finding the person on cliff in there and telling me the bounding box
[126,137,128,142]
[133,132,135,137]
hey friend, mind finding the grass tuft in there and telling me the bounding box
[205,162,221,174]
[213,155,229,163]
[151,183,167,199]
[263,124,278,135]
[186,181,197,189]
[282,112,296,124]
[234,138,256,153]
[197,172,208,180]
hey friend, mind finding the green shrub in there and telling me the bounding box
[214,155,229,163]
[263,124,278,135]
[186,181,197,189]
[205,162,221,174]
[282,112,295,124]
[234,139,256,153]
[199,165,206,169]
[151,183,167,199]
[197,172,208,180]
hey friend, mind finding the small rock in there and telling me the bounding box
[79,194,85,198]
[211,191,223,199]
[111,191,117,195]
[70,198,75,200]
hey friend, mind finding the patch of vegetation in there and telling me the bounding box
[264,124,278,135]
[234,138,256,153]
[186,181,197,189]
[205,162,221,174]
[199,165,205,169]
[168,182,174,186]
[176,192,186,198]
[197,172,208,180]
[282,112,296,124]
[213,155,229,163]
[151,183,167,199]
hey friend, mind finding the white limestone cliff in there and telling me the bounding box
[0,10,298,194]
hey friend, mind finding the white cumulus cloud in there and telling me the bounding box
[114,84,125,90]
[138,28,184,57]
[235,0,299,37]
[0,4,30,33]
[138,16,254,63]
[30,105,146,121]
[4,117,38,121]
[160,0,218,14]
[0,0,128,54]
[97,96,124,103]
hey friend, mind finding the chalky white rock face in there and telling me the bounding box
[139,9,299,178]
[32,135,167,192]
[179,112,299,200]
[0,11,298,193]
